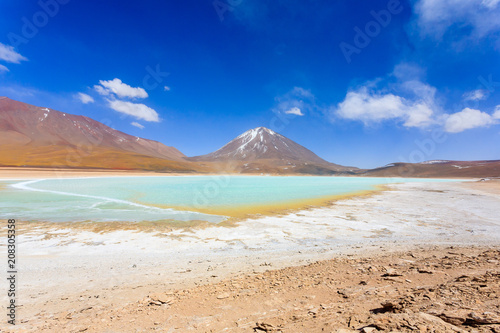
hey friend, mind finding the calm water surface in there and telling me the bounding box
[0,176,460,223]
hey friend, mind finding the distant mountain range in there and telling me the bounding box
[361,160,500,178]
[1,97,498,177]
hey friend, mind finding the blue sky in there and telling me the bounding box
[1,0,500,168]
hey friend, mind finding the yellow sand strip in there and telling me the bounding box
[135,185,387,220]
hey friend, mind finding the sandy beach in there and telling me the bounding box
[0,174,499,332]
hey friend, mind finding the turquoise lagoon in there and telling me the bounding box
[0,176,460,224]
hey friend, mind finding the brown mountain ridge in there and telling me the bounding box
[0,97,199,172]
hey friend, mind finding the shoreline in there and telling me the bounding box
[0,167,192,180]
[0,166,480,180]
[0,168,474,224]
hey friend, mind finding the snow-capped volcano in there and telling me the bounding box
[192,127,329,163]
[190,127,356,173]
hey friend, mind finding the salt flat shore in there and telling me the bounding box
[1,179,499,332]
[0,167,180,179]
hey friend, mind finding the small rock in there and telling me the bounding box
[383,277,404,283]
[380,301,398,311]
[217,293,230,299]
[428,310,467,326]
[361,327,377,333]
[255,322,275,332]
[468,311,500,325]
[382,267,402,277]
[149,292,174,305]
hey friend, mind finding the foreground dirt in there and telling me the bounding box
[9,246,498,333]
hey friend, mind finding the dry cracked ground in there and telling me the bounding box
[8,246,500,333]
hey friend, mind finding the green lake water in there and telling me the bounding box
[0,176,460,223]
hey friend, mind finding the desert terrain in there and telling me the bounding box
[0,177,498,332]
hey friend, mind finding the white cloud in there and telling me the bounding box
[336,89,405,122]
[131,122,145,129]
[334,86,435,128]
[76,92,94,104]
[334,78,500,133]
[444,107,495,133]
[482,0,500,8]
[164,86,171,91]
[493,105,500,119]
[413,0,500,39]
[107,99,160,122]
[333,63,452,129]
[95,78,148,99]
[404,103,435,127]
[272,87,316,116]
[284,107,304,116]
[0,43,28,63]
[463,89,488,101]
[0,64,9,73]
[94,85,109,96]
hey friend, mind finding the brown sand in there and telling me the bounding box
[462,178,500,195]
[5,245,500,332]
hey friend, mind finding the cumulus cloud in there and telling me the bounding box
[94,85,109,96]
[0,43,28,63]
[131,122,145,129]
[76,92,94,104]
[107,99,160,122]
[444,107,496,133]
[164,86,171,91]
[331,62,500,133]
[332,63,458,129]
[463,89,488,101]
[284,107,304,116]
[90,78,160,122]
[94,78,148,99]
[413,0,500,39]
[0,64,9,73]
[334,87,435,128]
[493,105,500,119]
[333,78,500,133]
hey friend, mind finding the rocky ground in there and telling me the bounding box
[8,245,499,332]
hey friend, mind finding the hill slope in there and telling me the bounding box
[362,160,500,178]
[0,97,197,171]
